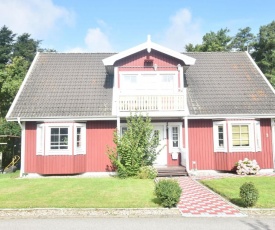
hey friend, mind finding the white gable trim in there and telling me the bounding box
[6,52,40,119]
[102,38,196,66]
[245,51,275,95]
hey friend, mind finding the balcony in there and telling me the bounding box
[118,94,185,112]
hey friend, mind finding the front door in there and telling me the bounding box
[153,125,167,166]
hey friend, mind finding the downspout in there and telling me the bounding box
[184,116,189,172]
[17,117,25,177]
[272,119,275,172]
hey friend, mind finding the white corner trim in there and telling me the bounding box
[20,122,26,177]
[6,52,40,119]
[245,51,275,95]
[102,40,196,66]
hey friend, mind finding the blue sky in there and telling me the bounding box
[0,0,274,52]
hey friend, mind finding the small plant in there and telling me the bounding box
[137,166,157,179]
[236,158,260,175]
[240,182,259,207]
[155,179,182,208]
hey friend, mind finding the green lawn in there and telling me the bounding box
[201,177,275,208]
[0,172,160,208]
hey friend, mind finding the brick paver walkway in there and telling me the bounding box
[177,177,246,217]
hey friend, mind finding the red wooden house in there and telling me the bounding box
[6,37,275,176]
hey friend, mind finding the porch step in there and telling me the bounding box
[156,166,188,177]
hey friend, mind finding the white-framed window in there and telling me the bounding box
[213,121,227,152]
[120,71,178,92]
[36,123,86,156]
[74,123,86,155]
[213,120,262,152]
[168,122,182,152]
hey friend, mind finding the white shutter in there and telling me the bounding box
[255,120,262,152]
[36,124,44,155]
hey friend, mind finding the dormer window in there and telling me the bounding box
[144,59,153,67]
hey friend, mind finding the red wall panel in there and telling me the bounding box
[24,121,116,174]
[86,120,116,172]
[188,119,274,171]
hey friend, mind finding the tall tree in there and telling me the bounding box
[185,28,232,52]
[253,21,275,86]
[230,27,255,52]
[0,56,29,117]
[0,26,16,69]
[12,33,40,63]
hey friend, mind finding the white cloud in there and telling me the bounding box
[162,8,202,51]
[66,27,114,53]
[0,0,74,38]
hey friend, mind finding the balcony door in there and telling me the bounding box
[153,125,167,166]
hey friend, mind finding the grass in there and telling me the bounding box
[201,176,275,208]
[0,171,160,208]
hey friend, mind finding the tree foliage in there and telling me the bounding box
[185,28,232,52]
[230,27,256,52]
[0,26,16,69]
[107,114,160,178]
[252,21,275,87]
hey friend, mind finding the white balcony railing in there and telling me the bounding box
[118,94,185,112]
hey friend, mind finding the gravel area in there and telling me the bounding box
[0,208,181,219]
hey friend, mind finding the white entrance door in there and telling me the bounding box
[153,125,167,166]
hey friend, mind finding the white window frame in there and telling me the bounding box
[168,122,182,153]
[74,123,86,155]
[120,71,178,93]
[213,120,262,153]
[213,121,227,152]
[228,121,254,152]
[45,123,73,155]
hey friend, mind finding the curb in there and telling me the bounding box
[0,208,182,219]
[240,208,275,217]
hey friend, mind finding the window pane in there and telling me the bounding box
[231,125,250,147]
[50,127,68,150]
[51,128,59,135]
[172,127,179,147]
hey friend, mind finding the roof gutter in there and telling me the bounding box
[7,116,118,122]
[187,114,275,119]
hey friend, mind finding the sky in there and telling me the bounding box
[0,0,274,53]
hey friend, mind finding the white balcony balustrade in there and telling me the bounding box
[118,94,184,112]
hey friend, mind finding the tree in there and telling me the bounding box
[12,33,41,63]
[107,114,159,178]
[0,26,16,69]
[185,28,232,52]
[0,56,29,117]
[230,27,255,52]
[252,21,275,87]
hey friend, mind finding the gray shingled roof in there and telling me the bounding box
[186,52,275,115]
[7,51,275,120]
[7,53,114,119]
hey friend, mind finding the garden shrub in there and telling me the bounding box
[236,158,260,175]
[155,179,182,208]
[240,182,259,207]
[137,166,157,179]
[107,114,160,178]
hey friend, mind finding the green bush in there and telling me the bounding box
[107,114,160,178]
[240,182,259,207]
[155,179,182,208]
[138,166,157,179]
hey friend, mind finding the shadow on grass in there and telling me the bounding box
[230,198,246,208]
[152,197,161,205]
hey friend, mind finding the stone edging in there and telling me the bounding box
[240,208,275,216]
[0,208,181,219]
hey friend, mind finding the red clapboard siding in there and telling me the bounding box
[116,50,184,71]
[189,119,274,171]
[25,121,116,174]
[188,119,215,170]
[86,120,116,172]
